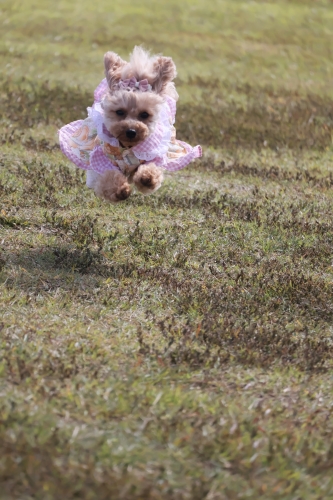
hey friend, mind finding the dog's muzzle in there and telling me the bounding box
[126,129,137,139]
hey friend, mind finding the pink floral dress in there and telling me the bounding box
[59,79,202,187]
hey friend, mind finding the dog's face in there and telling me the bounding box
[102,90,163,148]
[101,46,178,147]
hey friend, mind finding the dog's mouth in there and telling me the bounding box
[110,122,150,149]
[116,130,148,148]
[118,138,140,148]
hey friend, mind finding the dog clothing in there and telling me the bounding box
[59,79,202,187]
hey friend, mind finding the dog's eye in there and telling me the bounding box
[139,111,149,120]
[116,110,125,116]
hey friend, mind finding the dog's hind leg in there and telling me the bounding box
[94,170,131,203]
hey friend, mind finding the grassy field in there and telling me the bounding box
[1,0,333,498]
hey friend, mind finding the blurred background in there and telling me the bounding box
[1,0,333,153]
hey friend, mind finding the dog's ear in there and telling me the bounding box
[152,56,177,95]
[104,52,127,89]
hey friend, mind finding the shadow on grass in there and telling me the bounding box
[137,312,333,373]
[0,244,138,295]
[2,245,333,374]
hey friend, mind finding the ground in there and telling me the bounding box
[1,0,333,499]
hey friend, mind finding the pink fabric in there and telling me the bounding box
[164,143,202,172]
[59,119,119,174]
[90,146,119,173]
[119,78,152,92]
[164,95,176,123]
[94,78,108,103]
[132,121,169,160]
[59,120,91,171]
[59,79,202,175]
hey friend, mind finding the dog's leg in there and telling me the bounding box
[94,170,131,203]
[133,163,164,195]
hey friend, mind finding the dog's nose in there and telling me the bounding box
[126,129,137,139]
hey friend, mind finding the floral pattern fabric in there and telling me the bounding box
[59,79,202,179]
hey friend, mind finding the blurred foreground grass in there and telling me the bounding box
[1,0,333,499]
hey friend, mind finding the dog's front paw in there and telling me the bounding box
[94,170,131,203]
[133,163,164,194]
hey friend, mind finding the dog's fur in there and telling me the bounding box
[94,47,178,203]
[102,90,163,148]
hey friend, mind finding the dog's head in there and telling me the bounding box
[101,46,177,148]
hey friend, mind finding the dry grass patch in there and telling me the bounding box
[1,0,333,498]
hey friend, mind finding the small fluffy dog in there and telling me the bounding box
[59,46,201,202]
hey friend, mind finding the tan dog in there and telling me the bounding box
[59,47,201,203]
[95,48,177,202]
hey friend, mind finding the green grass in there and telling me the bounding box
[1,0,333,498]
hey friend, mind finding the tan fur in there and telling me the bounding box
[122,46,154,81]
[94,170,131,203]
[105,46,178,99]
[104,52,127,90]
[109,120,149,147]
[151,56,177,96]
[94,46,177,203]
[133,163,164,194]
[102,90,163,147]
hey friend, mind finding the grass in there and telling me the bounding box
[1,0,333,498]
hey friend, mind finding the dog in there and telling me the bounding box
[59,46,201,203]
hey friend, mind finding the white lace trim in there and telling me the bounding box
[88,104,118,146]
